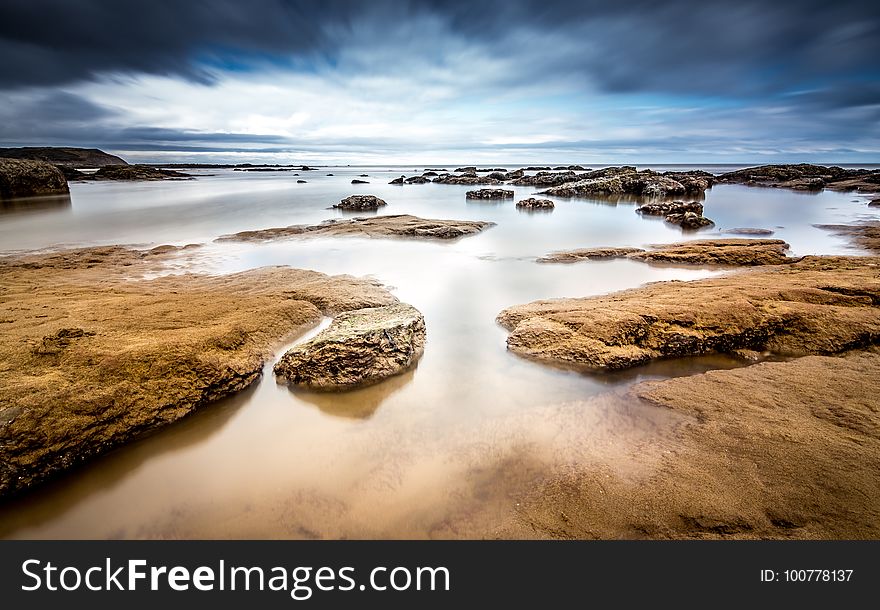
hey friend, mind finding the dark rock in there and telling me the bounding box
[636,201,704,216]
[718,164,880,193]
[477,168,508,172]
[869,198,880,207]
[359,174,369,177]
[455,166,477,173]
[666,211,715,230]
[332,195,387,211]
[327,173,334,176]
[541,166,696,198]
[297,180,307,183]
[0,147,127,168]
[351,179,370,184]
[389,176,406,185]
[433,174,503,185]
[466,189,514,200]
[516,198,555,210]
[84,165,192,181]
[511,170,581,187]
[523,166,552,171]
[0,158,70,199]
[553,165,586,171]
[405,176,430,184]
[422,171,438,177]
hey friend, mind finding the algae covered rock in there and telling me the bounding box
[274,303,426,390]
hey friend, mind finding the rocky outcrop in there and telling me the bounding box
[636,201,703,216]
[434,174,503,185]
[662,170,715,193]
[516,197,555,210]
[553,165,586,171]
[455,166,477,173]
[466,188,514,200]
[389,176,405,185]
[0,158,70,199]
[405,175,430,184]
[351,179,369,184]
[332,195,387,211]
[869,198,880,207]
[538,239,792,266]
[78,165,192,181]
[540,166,699,198]
[0,245,398,497]
[816,222,880,253]
[511,171,582,187]
[537,247,645,262]
[665,211,714,229]
[497,255,880,370]
[0,147,127,168]
[718,164,880,193]
[218,214,494,242]
[297,179,307,183]
[274,303,426,390]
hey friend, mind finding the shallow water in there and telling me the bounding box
[1,166,878,538]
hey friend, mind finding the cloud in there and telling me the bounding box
[0,0,878,161]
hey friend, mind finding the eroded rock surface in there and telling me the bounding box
[718,164,880,193]
[538,239,792,267]
[498,256,880,370]
[274,303,426,390]
[0,158,69,199]
[516,197,555,210]
[218,214,494,242]
[332,195,387,210]
[466,188,514,200]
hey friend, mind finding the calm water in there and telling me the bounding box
[1,166,877,538]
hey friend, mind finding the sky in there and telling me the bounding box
[0,0,878,164]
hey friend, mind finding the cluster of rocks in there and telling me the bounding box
[332,195,387,211]
[540,166,702,199]
[718,164,880,192]
[516,197,555,210]
[465,188,514,200]
[636,200,713,230]
[71,165,193,181]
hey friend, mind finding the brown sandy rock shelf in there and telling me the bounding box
[498,256,880,371]
[815,221,880,253]
[0,245,399,498]
[538,238,793,267]
[274,303,426,390]
[217,214,494,242]
[504,349,880,539]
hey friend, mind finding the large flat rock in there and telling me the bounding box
[0,246,397,497]
[217,214,494,242]
[539,239,794,266]
[498,256,880,370]
[274,303,426,390]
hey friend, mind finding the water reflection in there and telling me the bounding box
[0,193,71,216]
[291,368,418,420]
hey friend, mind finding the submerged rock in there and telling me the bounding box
[497,255,880,371]
[405,175,430,184]
[218,214,494,242]
[332,195,387,210]
[465,188,514,200]
[516,197,555,210]
[537,247,645,262]
[0,158,69,199]
[539,239,792,266]
[274,303,426,390]
[350,179,369,184]
[724,228,775,236]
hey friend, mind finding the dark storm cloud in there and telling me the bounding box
[1,0,878,99]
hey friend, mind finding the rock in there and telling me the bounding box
[300,166,317,171]
[0,158,69,199]
[662,170,716,193]
[868,198,880,207]
[434,174,503,185]
[359,174,369,177]
[815,222,880,253]
[665,211,715,230]
[327,173,334,176]
[540,166,697,198]
[422,171,438,177]
[405,175,430,184]
[217,214,494,242]
[539,239,792,266]
[516,197,555,210]
[0,245,398,497]
[504,169,525,180]
[350,179,369,184]
[466,188,514,200]
[497,255,880,371]
[84,165,192,181]
[0,147,127,168]
[718,164,880,193]
[476,167,508,172]
[724,228,775,236]
[511,171,582,187]
[332,195,387,211]
[486,172,507,181]
[297,179,307,183]
[636,200,704,216]
[455,166,477,173]
[553,165,586,171]
[537,247,645,262]
[274,303,426,390]
[425,168,448,172]
[389,176,405,185]
[523,166,552,171]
